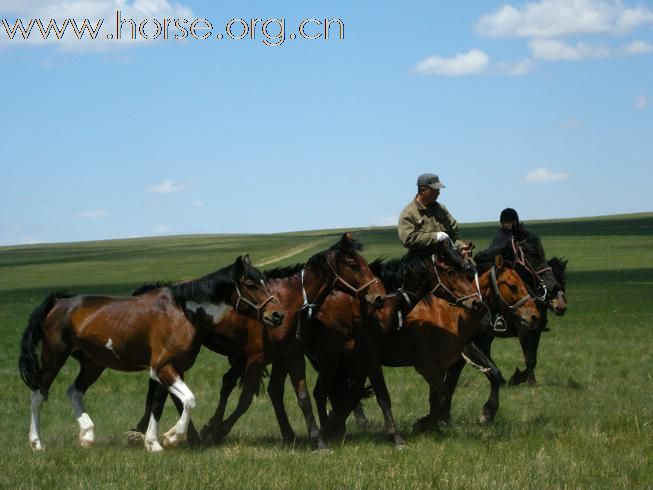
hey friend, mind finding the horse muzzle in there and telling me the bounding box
[551,292,567,316]
[263,310,285,328]
[365,293,386,310]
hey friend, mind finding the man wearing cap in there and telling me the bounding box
[398,173,466,252]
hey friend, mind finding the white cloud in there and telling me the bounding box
[414,49,490,76]
[0,0,194,52]
[476,0,653,38]
[500,58,536,75]
[635,95,649,109]
[623,40,653,55]
[525,167,570,182]
[75,209,109,219]
[147,179,191,194]
[529,39,611,60]
[192,199,204,208]
[153,225,172,234]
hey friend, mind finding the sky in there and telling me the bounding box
[1,0,652,246]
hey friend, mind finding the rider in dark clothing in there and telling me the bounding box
[475,208,539,264]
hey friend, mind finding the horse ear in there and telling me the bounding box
[234,256,245,277]
[495,254,504,269]
[242,254,252,267]
[340,232,353,245]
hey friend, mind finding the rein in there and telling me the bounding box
[489,266,531,311]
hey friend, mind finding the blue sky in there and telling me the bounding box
[1,0,652,245]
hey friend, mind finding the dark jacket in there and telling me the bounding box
[475,224,537,263]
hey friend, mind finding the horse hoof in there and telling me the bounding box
[312,446,332,455]
[30,439,45,451]
[79,438,95,449]
[479,414,493,425]
[162,430,186,449]
[145,440,164,453]
[392,435,406,448]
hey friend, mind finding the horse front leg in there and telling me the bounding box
[152,366,196,450]
[461,341,504,424]
[266,361,296,444]
[368,364,405,447]
[200,358,243,442]
[205,359,264,444]
[510,328,542,386]
[287,355,327,451]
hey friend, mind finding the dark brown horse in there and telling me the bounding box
[132,233,386,450]
[266,241,484,447]
[324,255,540,436]
[18,255,284,452]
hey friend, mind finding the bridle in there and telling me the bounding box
[489,266,532,311]
[234,281,281,323]
[511,238,553,302]
[430,254,482,308]
[294,253,380,340]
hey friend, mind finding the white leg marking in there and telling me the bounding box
[186,301,232,324]
[144,413,164,453]
[149,368,161,383]
[162,377,196,449]
[29,390,45,450]
[66,385,95,448]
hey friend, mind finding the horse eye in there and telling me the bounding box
[508,285,519,294]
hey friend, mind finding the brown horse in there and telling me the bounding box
[18,255,284,452]
[267,241,483,447]
[322,255,540,438]
[132,233,387,450]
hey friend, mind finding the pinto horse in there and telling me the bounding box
[18,255,284,452]
[132,233,386,450]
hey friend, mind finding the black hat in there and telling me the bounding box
[417,173,445,190]
[500,208,519,223]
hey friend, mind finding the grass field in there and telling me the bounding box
[1,214,652,489]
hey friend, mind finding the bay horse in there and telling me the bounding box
[132,233,387,450]
[324,255,540,436]
[18,255,284,452]
[474,230,568,385]
[266,240,486,447]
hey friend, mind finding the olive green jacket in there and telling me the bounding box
[397,197,462,251]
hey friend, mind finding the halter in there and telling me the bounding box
[234,281,280,323]
[430,254,482,308]
[295,256,380,341]
[326,256,380,298]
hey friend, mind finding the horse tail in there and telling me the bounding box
[18,292,66,393]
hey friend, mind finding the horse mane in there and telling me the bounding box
[370,253,429,292]
[169,265,235,305]
[306,237,364,268]
[548,257,568,290]
[132,281,172,296]
[264,263,304,279]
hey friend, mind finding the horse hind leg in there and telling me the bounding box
[66,357,105,448]
[29,338,71,450]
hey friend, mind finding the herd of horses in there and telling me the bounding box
[19,231,567,452]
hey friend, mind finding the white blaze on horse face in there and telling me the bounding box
[29,390,45,450]
[186,301,232,324]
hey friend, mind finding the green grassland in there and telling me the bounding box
[1,214,652,489]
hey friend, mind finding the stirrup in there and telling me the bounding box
[492,315,507,333]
